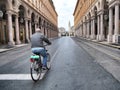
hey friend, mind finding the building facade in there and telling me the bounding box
[0,0,58,46]
[58,27,66,36]
[68,21,75,36]
[73,0,120,43]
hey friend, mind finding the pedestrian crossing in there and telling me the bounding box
[0,73,45,80]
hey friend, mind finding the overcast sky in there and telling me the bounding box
[52,0,77,31]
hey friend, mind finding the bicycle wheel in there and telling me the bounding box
[30,61,42,82]
[46,53,51,69]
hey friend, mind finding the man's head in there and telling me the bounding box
[36,28,41,32]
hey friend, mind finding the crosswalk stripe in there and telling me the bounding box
[0,73,45,80]
[0,42,61,80]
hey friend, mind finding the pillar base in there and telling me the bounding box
[113,35,120,43]
[107,35,113,43]
[8,41,15,46]
[96,35,100,41]
[83,35,86,38]
[16,40,21,45]
[86,35,90,38]
[99,35,105,41]
[91,35,96,40]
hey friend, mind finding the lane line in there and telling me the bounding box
[50,46,61,63]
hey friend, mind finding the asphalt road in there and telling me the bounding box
[0,37,120,90]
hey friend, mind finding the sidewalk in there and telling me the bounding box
[73,37,120,82]
[92,40,120,49]
[0,37,58,53]
[80,37,120,49]
[0,44,29,53]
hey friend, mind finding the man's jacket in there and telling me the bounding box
[30,32,51,48]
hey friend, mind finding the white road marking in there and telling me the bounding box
[0,46,61,80]
[0,73,47,80]
[50,46,61,63]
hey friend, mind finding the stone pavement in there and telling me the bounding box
[92,40,120,49]
[74,37,120,82]
[81,37,120,49]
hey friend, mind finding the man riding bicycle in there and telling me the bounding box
[30,28,51,70]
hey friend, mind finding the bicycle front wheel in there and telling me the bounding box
[30,61,42,82]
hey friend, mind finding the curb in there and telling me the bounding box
[79,37,120,49]
[0,37,59,53]
[0,44,29,53]
[73,37,120,83]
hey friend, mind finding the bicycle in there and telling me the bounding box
[30,45,51,82]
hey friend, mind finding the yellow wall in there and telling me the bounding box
[23,0,58,26]
[73,0,95,28]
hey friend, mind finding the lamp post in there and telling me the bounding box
[0,10,3,44]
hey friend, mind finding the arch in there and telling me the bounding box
[43,20,46,35]
[98,2,100,9]
[12,0,17,7]
[81,20,83,36]
[31,12,35,34]
[88,12,91,19]
[85,16,87,21]
[19,5,26,18]
[0,4,6,20]
[87,12,91,36]
[93,6,98,36]
[0,2,8,44]
[39,17,42,29]
[18,4,27,17]
[93,6,97,16]
[18,5,27,43]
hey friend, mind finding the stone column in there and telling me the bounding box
[15,15,21,44]
[100,13,105,41]
[90,19,93,39]
[7,11,15,46]
[29,21,32,37]
[79,26,80,36]
[81,26,82,36]
[92,17,96,39]
[25,18,30,43]
[113,4,120,43]
[82,24,84,37]
[81,23,84,37]
[85,21,87,38]
[107,8,113,43]
[83,22,86,37]
[97,16,100,40]
[77,29,80,37]
[87,21,90,38]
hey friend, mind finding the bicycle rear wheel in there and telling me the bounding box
[30,61,42,82]
[46,53,51,69]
